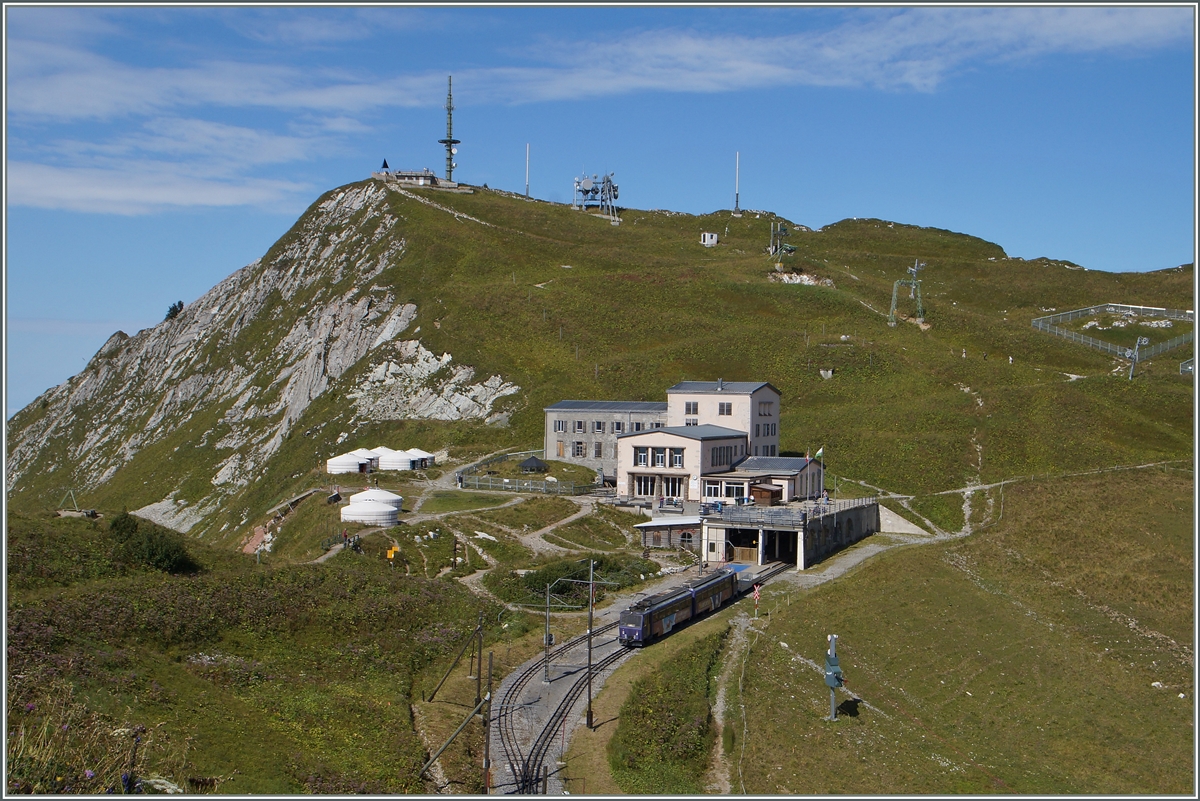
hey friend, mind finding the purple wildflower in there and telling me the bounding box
[85,770,96,779]
[24,703,34,712]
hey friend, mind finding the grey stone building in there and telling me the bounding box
[543,400,667,481]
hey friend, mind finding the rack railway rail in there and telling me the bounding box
[490,560,792,794]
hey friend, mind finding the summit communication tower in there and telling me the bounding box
[438,76,460,182]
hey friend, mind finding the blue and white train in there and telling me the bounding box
[617,567,739,647]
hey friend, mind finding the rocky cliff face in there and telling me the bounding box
[6,182,517,532]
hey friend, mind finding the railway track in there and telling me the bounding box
[492,562,794,794]
[494,621,618,793]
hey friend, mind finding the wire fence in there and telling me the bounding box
[457,449,601,495]
[1181,358,1194,376]
[1031,304,1194,362]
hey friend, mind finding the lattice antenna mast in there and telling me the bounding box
[888,259,926,326]
[437,76,460,182]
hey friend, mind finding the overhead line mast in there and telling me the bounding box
[438,75,460,182]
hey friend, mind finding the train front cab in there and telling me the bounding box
[619,610,647,646]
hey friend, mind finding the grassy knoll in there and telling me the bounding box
[607,630,727,793]
[482,554,661,609]
[545,507,635,551]
[472,496,579,531]
[440,515,533,563]
[729,467,1193,794]
[416,490,508,515]
[480,457,597,484]
[5,511,520,794]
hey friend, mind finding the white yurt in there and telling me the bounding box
[327,453,367,474]
[340,499,398,525]
[349,488,403,510]
[349,448,381,469]
[378,449,418,471]
[372,445,398,456]
[406,447,436,467]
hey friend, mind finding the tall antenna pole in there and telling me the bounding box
[733,151,742,217]
[438,76,460,182]
[525,143,530,197]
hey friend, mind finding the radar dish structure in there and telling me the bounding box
[573,171,619,221]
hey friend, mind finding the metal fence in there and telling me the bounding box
[1031,304,1194,362]
[458,474,600,495]
[715,496,877,528]
[1182,358,1194,376]
[458,449,600,495]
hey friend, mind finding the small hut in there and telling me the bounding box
[519,455,549,474]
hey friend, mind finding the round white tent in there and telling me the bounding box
[340,500,398,526]
[378,450,418,471]
[327,453,367,474]
[406,447,436,467]
[372,445,398,455]
[349,489,403,510]
[349,448,381,468]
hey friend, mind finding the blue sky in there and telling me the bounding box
[4,5,1196,417]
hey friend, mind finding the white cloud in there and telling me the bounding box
[7,161,311,215]
[8,7,1189,122]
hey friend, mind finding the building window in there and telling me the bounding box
[725,483,745,498]
[554,419,566,433]
[635,447,648,467]
[711,444,735,467]
[670,448,684,468]
[685,418,698,426]
[653,448,666,467]
[613,421,624,433]
[574,420,585,433]
[652,422,663,428]
[594,442,603,458]
[754,445,758,456]
[634,475,656,496]
[704,481,721,498]
[633,422,644,432]
[719,402,732,416]
[755,423,760,437]
[758,401,774,416]
[685,401,698,415]
[574,441,585,457]
[557,441,564,457]
[708,541,717,553]
[662,476,684,497]
[593,421,605,433]
[680,531,694,547]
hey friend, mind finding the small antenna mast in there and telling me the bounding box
[525,143,530,197]
[437,76,460,182]
[732,151,742,217]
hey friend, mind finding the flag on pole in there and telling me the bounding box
[814,447,824,460]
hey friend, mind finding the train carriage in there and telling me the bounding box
[618,567,739,647]
[687,568,737,614]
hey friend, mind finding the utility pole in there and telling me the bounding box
[732,151,742,217]
[586,558,595,729]
[482,651,493,794]
[544,584,552,683]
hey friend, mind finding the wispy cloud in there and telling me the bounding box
[9,7,1189,121]
[7,161,311,215]
[6,6,1189,214]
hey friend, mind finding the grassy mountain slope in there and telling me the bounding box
[7,181,1191,544]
